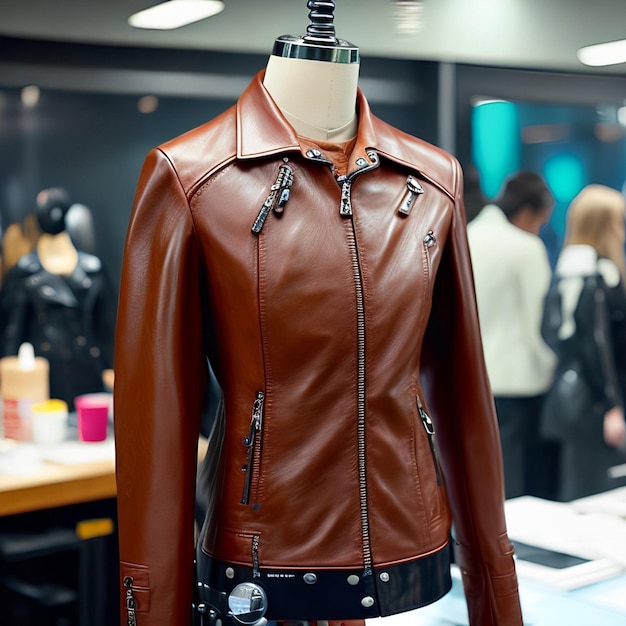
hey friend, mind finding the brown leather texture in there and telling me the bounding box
[114,71,522,626]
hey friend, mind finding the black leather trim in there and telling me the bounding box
[196,542,452,620]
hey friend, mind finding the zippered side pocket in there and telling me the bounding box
[417,396,443,486]
[241,391,265,505]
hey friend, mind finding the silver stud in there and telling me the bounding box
[347,574,360,586]
[303,572,317,585]
[361,596,375,608]
[225,567,235,579]
[355,157,368,167]
[379,572,390,583]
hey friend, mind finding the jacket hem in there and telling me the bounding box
[196,542,452,620]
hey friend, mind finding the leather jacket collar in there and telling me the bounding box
[236,71,455,198]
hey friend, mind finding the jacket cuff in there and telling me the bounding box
[455,538,523,625]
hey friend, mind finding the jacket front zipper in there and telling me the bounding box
[346,224,372,572]
[337,150,380,217]
[417,396,443,486]
[336,152,380,574]
[241,391,265,505]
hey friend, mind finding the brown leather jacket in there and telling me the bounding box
[114,71,523,626]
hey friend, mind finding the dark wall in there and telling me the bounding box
[0,37,439,292]
[0,86,236,291]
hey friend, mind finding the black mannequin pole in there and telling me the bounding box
[304,0,339,45]
[270,0,359,64]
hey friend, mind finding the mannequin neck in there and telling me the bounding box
[263,55,359,142]
[37,231,78,276]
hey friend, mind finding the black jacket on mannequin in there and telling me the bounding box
[0,250,116,409]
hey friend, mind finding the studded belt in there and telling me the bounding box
[196,542,452,622]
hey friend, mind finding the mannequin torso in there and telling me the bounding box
[263,54,359,142]
[36,231,79,276]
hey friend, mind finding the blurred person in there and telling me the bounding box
[463,161,489,224]
[541,184,626,501]
[467,171,557,499]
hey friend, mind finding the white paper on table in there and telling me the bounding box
[571,486,626,518]
[40,438,115,464]
[504,496,626,587]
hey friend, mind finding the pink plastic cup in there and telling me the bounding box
[75,393,111,442]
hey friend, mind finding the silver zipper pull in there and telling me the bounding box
[423,230,436,247]
[417,398,443,486]
[252,534,261,579]
[398,176,424,216]
[241,391,265,505]
[124,576,137,626]
[243,391,265,446]
[273,167,294,215]
[252,163,294,233]
[339,178,353,216]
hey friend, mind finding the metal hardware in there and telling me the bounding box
[252,165,294,234]
[423,230,436,247]
[270,1,359,64]
[398,176,424,216]
[228,582,268,625]
[123,576,137,626]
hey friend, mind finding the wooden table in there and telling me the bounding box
[0,436,208,517]
[0,456,116,517]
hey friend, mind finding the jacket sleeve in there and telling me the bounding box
[114,148,208,626]
[421,160,523,625]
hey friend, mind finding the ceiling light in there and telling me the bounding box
[577,39,626,67]
[129,0,225,30]
[391,1,425,35]
[138,96,159,114]
[21,85,40,108]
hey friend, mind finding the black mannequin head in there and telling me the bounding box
[36,187,71,235]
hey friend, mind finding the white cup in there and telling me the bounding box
[31,399,68,446]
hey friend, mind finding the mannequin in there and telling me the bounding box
[114,3,523,626]
[35,188,79,276]
[0,187,116,410]
[262,9,360,142]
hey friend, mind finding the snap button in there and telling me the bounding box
[361,596,375,608]
[379,572,390,582]
[225,567,235,579]
[303,572,317,584]
[347,574,360,586]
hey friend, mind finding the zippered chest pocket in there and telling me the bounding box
[241,391,265,506]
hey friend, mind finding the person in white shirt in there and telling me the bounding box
[467,171,557,499]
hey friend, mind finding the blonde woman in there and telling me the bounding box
[541,184,626,501]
